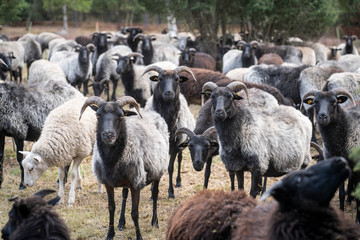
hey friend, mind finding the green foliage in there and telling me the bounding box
[0,0,29,24]
[43,0,93,13]
[349,147,360,200]
[337,0,360,26]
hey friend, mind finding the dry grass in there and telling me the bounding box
[0,23,358,240]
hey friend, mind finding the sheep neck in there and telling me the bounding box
[120,70,135,95]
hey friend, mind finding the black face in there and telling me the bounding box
[115,56,134,74]
[141,36,153,51]
[92,33,108,49]
[206,87,240,122]
[270,157,350,210]
[186,136,218,171]
[0,53,12,80]
[238,43,253,58]
[77,46,91,64]
[179,49,195,65]
[128,28,143,42]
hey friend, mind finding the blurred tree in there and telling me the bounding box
[0,0,29,24]
[337,0,360,26]
[349,147,360,202]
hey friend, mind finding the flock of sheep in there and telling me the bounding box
[0,26,360,240]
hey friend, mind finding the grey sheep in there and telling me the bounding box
[0,79,83,189]
[0,41,25,82]
[17,35,42,77]
[201,81,312,197]
[81,96,169,240]
[47,39,78,60]
[35,32,64,52]
[338,54,360,72]
[27,59,67,84]
[143,65,196,199]
[21,96,97,206]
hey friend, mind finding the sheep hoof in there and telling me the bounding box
[175,182,181,188]
[117,224,125,231]
[346,196,354,205]
[151,216,159,228]
[168,193,175,199]
[19,183,26,190]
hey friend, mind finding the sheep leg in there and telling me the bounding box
[118,188,128,231]
[229,171,235,190]
[308,109,318,143]
[105,184,116,240]
[0,134,4,188]
[236,170,244,189]
[18,67,22,83]
[130,187,143,240]
[57,164,70,185]
[168,151,177,199]
[151,180,160,228]
[250,172,262,198]
[83,79,89,96]
[68,159,82,206]
[14,138,25,190]
[111,80,118,101]
[346,175,355,204]
[175,151,182,188]
[58,167,65,204]
[261,177,268,195]
[203,157,213,189]
[339,181,346,211]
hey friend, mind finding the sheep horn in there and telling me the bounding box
[33,189,56,198]
[203,126,217,138]
[0,58,8,68]
[100,78,110,85]
[175,66,197,81]
[141,65,164,78]
[250,40,260,47]
[126,52,144,59]
[351,35,358,40]
[86,43,96,50]
[310,142,323,157]
[227,82,250,105]
[189,48,197,52]
[175,127,195,139]
[8,195,19,202]
[201,82,218,106]
[260,180,284,202]
[331,88,356,106]
[79,96,106,120]
[133,33,145,41]
[236,40,247,47]
[116,96,142,118]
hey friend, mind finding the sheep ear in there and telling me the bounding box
[303,97,314,105]
[210,140,219,148]
[177,141,189,149]
[17,204,31,218]
[260,179,286,202]
[19,151,30,156]
[123,110,138,117]
[178,76,188,82]
[233,92,243,100]
[47,196,61,206]
[200,91,212,98]
[337,95,348,104]
[90,104,99,111]
[149,76,159,82]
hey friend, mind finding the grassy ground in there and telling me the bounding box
[0,23,358,240]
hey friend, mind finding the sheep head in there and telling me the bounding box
[175,127,218,171]
[90,78,110,101]
[260,156,350,210]
[302,89,355,126]
[142,65,196,103]
[201,82,249,121]
[113,52,144,74]
[20,151,49,188]
[80,96,141,146]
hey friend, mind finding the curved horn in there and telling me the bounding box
[100,78,110,85]
[351,35,358,40]
[175,66,197,81]
[331,88,356,106]
[203,126,217,138]
[133,33,145,41]
[33,189,56,198]
[175,127,195,139]
[236,40,247,47]
[126,52,144,59]
[0,58,8,68]
[250,40,260,47]
[116,96,142,118]
[202,82,218,92]
[310,142,323,157]
[79,96,106,120]
[227,82,249,104]
[189,48,197,52]
[141,65,164,78]
[260,180,283,202]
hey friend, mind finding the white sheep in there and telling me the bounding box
[21,96,96,206]
[27,59,67,84]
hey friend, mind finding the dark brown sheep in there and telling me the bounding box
[166,189,257,240]
[179,68,293,106]
[258,53,284,65]
[179,48,216,71]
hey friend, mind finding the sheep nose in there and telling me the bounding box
[102,131,116,140]
[318,113,328,121]
[164,91,173,96]
[214,109,226,121]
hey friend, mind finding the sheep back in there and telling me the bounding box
[28,59,67,83]
[92,110,169,190]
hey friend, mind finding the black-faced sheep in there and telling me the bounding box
[122,27,143,52]
[21,96,97,206]
[0,80,83,189]
[328,46,342,60]
[90,32,112,75]
[143,66,196,199]
[133,33,156,65]
[80,96,169,240]
[1,189,70,240]
[179,48,216,71]
[338,35,359,55]
[166,157,360,240]
[0,52,13,80]
[303,89,360,223]
[0,41,25,82]
[201,81,312,197]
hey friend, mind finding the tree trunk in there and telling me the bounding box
[26,0,38,31]
[62,4,68,33]
[73,10,79,28]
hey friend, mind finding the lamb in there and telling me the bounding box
[166,157,360,240]
[1,189,70,240]
[328,46,342,60]
[50,43,95,96]
[91,45,132,101]
[17,35,42,76]
[80,96,169,240]
[243,64,311,107]
[201,81,312,197]
[27,59,67,84]
[122,27,143,52]
[302,88,360,223]
[20,96,97,205]
[222,40,259,74]
[0,80,83,189]
[143,65,196,199]
[179,48,216,71]
[257,53,283,65]
[0,41,25,82]
[338,35,359,55]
